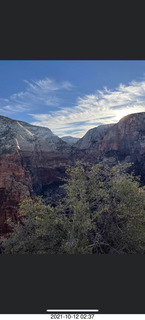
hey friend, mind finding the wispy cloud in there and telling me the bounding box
[0,77,73,114]
[30,80,145,137]
[1,77,145,138]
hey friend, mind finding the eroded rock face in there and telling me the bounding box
[74,112,145,179]
[97,113,145,182]
[0,115,70,154]
[73,124,115,163]
[0,116,72,234]
[74,124,114,150]
[98,113,145,160]
[0,151,33,234]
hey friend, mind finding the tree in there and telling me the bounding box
[61,162,145,253]
[59,163,93,253]
[1,162,145,254]
[87,162,145,253]
[1,197,68,254]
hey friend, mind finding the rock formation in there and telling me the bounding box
[73,124,115,163]
[74,112,145,179]
[98,113,145,160]
[74,124,114,150]
[98,113,145,180]
[0,116,72,234]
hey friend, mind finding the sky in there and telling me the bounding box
[1,60,145,137]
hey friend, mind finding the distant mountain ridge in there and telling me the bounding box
[61,135,80,145]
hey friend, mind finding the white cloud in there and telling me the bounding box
[30,80,145,137]
[3,105,28,112]
[24,78,73,92]
[0,77,73,114]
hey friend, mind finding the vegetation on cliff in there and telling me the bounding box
[1,162,145,254]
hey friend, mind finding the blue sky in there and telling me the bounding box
[1,60,145,137]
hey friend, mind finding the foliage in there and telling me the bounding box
[1,161,145,254]
[1,198,68,254]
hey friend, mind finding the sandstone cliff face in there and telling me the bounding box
[72,112,145,180]
[0,116,72,234]
[74,112,145,180]
[74,124,114,150]
[74,113,145,161]
[0,115,70,154]
[98,113,145,161]
[73,124,115,163]
[97,113,145,181]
